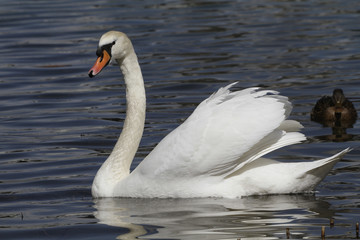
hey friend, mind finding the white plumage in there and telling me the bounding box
[88,31,349,198]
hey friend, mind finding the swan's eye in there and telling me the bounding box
[112,41,115,45]
[97,43,113,58]
[96,48,102,57]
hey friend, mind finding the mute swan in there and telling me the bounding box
[311,89,357,127]
[88,31,349,198]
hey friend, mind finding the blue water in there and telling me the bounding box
[1,0,360,239]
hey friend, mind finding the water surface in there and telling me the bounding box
[1,0,360,239]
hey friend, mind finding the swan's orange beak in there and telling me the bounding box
[88,50,111,78]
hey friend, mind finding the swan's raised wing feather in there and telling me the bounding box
[134,84,304,179]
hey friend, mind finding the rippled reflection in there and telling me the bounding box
[94,195,334,239]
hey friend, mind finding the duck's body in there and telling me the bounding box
[88,31,349,198]
[311,89,357,127]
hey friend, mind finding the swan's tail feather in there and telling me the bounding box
[288,148,352,192]
[305,148,351,178]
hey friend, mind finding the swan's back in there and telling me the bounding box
[111,83,349,198]
[132,84,305,181]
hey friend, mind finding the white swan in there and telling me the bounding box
[88,31,349,198]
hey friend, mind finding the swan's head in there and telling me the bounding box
[89,31,133,78]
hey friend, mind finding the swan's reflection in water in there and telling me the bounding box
[94,195,334,239]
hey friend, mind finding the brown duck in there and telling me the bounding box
[311,89,357,127]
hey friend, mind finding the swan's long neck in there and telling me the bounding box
[92,51,146,197]
[112,53,146,172]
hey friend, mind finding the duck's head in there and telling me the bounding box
[332,89,345,107]
[88,31,133,78]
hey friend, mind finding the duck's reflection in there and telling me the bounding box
[93,195,334,239]
[316,125,356,142]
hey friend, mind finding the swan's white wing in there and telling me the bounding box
[134,83,305,179]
